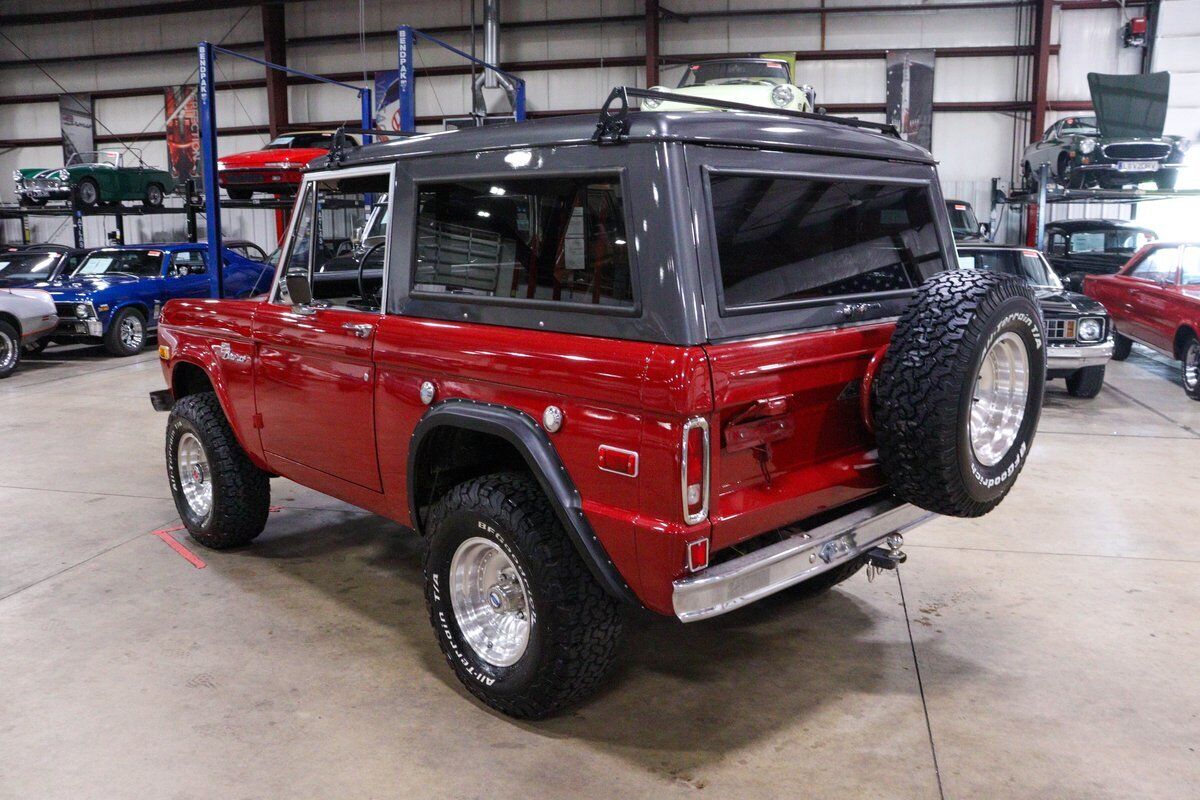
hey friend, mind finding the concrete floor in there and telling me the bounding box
[1,344,1198,799]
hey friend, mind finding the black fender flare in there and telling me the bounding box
[408,399,638,605]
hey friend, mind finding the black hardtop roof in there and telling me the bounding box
[311,110,935,170]
[1045,218,1155,234]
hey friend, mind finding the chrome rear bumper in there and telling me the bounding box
[672,498,935,622]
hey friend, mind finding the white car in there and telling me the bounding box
[645,58,814,114]
[0,287,57,378]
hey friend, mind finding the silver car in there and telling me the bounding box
[0,287,58,378]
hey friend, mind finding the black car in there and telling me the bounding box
[1021,73,1189,192]
[0,244,89,288]
[958,244,1113,397]
[946,199,990,242]
[1044,219,1156,292]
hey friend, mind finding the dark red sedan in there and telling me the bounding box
[216,131,356,200]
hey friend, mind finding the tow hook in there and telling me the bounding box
[865,534,906,581]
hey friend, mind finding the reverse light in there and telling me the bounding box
[1079,138,1097,154]
[681,417,710,524]
[770,85,795,108]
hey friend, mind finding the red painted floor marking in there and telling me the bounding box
[156,524,187,534]
[152,530,206,569]
[269,506,283,512]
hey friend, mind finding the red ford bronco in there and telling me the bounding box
[152,92,1046,719]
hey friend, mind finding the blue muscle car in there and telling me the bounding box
[47,243,273,356]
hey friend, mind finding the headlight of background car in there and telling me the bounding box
[642,91,663,110]
[12,170,22,184]
[75,303,94,319]
[771,85,795,108]
[1177,138,1190,153]
[1077,318,1103,342]
[1079,138,1096,154]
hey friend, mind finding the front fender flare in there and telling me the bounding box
[408,399,638,605]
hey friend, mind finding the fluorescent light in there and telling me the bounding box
[489,186,506,196]
[476,210,491,218]
[614,238,626,245]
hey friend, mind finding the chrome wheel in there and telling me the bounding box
[449,537,531,667]
[177,432,213,520]
[78,181,98,205]
[970,331,1030,467]
[1185,341,1200,392]
[0,330,15,370]
[119,315,143,351]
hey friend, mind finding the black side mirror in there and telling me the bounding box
[285,273,314,308]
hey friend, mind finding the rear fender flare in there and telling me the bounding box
[408,399,638,605]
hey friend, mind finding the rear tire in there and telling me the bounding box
[1182,336,1200,401]
[423,472,622,719]
[1066,365,1106,398]
[103,307,146,356]
[143,183,165,208]
[226,188,253,201]
[75,178,100,208]
[1111,332,1133,361]
[166,392,271,548]
[0,321,21,379]
[1155,172,1178,191]
[874,270,1046,518]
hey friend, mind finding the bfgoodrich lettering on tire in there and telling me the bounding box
[874,270,1046,517]
[423,472,622,719]
[166,392,270,548]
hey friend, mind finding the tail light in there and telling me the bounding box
[681,417,710,524]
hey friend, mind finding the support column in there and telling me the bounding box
[645,0,659,87]
[262,1,288,140]
[1028,0,1053,143]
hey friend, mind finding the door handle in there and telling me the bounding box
[342,322,374,338]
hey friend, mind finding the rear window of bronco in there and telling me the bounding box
[709,175,944,311]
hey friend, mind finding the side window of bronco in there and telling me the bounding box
[275,171,392,310]
[707,175,942,311]
[411,176,634,308]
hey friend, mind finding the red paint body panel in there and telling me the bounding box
[1085,243,1200,360]
[158,297,901,616]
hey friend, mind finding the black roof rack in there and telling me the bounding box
[328,126,414,166]
[593,86,900,144]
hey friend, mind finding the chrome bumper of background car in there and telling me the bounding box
[18,183,70,200]
[55,319,104,338]
[1047,339,1114,371]
[672,498,935,622]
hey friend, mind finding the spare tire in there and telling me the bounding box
[874,269,1046,518]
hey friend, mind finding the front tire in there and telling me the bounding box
[1066,365,1106,398]
[874,270,1046,518]
[226,188,254,201]
[1111,332,1133,361]
[166,392,271,548]
[75,178,100,208]
[0,321,21,379]
[424,472,622,719]
[103,308,146,356]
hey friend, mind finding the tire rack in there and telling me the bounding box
[999,163,1200,250]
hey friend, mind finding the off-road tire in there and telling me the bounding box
[1066,365,1106,398]
[143,183,165,208]
[788,556,867,600]
[103,307,146,356]
[1182,335,1200,401]
[226,188,254,201]
[874,269,1046,518]
[75,178,100,208]
[166,392,270,548]
[0,321,21,379]
[423,472,622,719]
[1111,332,1133,361]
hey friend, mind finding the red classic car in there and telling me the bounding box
[216,131,356,200]
[1084,242,1200,400]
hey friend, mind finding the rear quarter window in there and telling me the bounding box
[708,174,945,312]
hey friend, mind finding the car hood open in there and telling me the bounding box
[1088,71,1170,140]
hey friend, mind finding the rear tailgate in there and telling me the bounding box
[703,321,895,552]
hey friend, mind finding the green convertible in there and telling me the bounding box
[14,150,175,208]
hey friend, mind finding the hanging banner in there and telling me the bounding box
[373,70,403,141]
[164,84,201,186]
[59,94,95,165]
[886,49,935,152]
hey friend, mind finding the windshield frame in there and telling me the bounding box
[72,249,166,279]
[0,251,63,281]
[678,59,792,88]
[959,247,1063,290]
